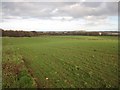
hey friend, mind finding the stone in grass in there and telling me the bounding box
[64,80,67,82]
[70,84,74,87]
[46,78,48,80]
[106,84,111,88]
[57,80,60,82]
[88,71,93,76]
[84,81,88,85]
[55,72,57,74]
[21,60,24,63]
[92,55,95,58]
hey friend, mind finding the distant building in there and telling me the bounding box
[99,32,102,36]
[107,32,118,36]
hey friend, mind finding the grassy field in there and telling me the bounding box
[2,36,118,88]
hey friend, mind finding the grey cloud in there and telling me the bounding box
[2,2,53,18]
[2,2,118,20]
[59,2,118,18]
[82,2,103,7]
[2,2,77,19]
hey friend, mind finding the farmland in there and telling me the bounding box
[2,36,118,88]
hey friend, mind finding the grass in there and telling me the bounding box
[2,36,118,88]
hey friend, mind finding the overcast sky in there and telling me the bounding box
[0,2,118,31]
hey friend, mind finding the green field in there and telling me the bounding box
[2,36,118,88]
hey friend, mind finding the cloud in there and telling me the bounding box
[1,2,118,31]
[2,2,118,20]
[82,2,103,7]
[60,2,118,18]
[51,16,73,21]
[2,0,119,2]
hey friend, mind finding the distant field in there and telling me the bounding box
[2,36,118,88]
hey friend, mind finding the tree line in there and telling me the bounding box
[1,30,119,37]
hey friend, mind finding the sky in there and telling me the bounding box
[0,1,118,31]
